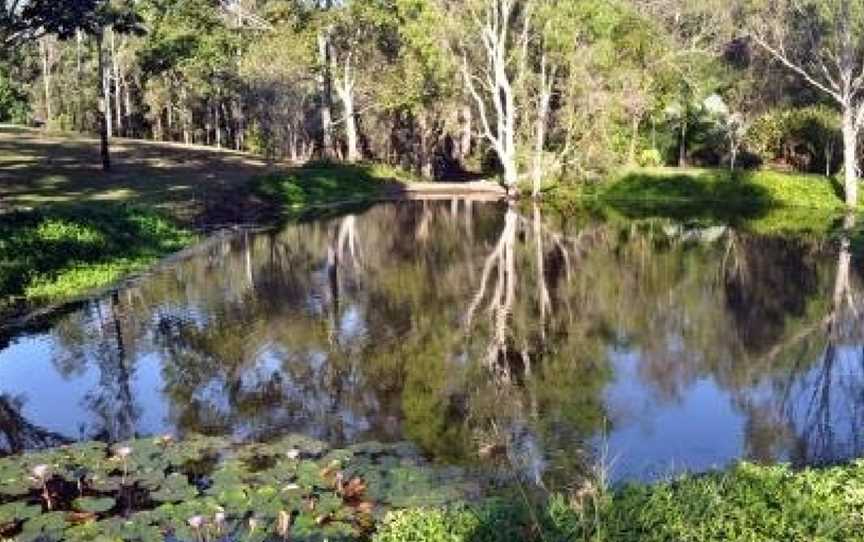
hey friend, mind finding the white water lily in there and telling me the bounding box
[31,465,49,479]
[283,483,300,491]
[187,515,204,529]
[286,448,300,460]
[214,511,226,524]
[115,446,132,459]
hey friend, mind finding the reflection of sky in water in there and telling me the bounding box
[602,349,744,482]
[1,201,863,485]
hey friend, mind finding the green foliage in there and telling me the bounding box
[254,162,416,210]
[0,204,195,311]
[375,462,864,542]
[747,106,841,173]
[638,149,663,167]
[0,68,28,123]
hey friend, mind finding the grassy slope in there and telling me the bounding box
[253,161,415,209]
[547,167,853,236]
[376,461,864,542]
[0,205,194,309]
[0,127,410,315]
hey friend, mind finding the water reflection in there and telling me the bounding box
[1,201,863,484]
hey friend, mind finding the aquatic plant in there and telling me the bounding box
[0,434,483,541]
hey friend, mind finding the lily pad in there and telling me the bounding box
[150,473,198,503]
[0,501,41,523]
[74,496,117,514]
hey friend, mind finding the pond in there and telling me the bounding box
[1,199,862,487]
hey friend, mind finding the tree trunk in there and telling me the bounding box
[96,31,111,171]
[111,30,122,137]
[532,91,550,198]
[628,115,640,165]
[678,115,687,167]
[460,105,472,163]
[40,39,52,123]
[842,107,858,207]
[335,58,358,163]
[317,32,335,160]
[215,102,222,149]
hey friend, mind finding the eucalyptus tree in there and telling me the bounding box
[746,0,864,206]
[21,0,143,170]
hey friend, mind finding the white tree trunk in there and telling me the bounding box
[842,107,859,207]
[102,54,113,139]
[461,0,522,195]
[317,31,335,160]
[111,30,122,136]
[335,55,358,163]
[40,39,52,123]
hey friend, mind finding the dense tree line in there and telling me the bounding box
[1,0,863,201]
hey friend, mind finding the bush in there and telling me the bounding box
[638,148,663,167]
[747,106,841,174]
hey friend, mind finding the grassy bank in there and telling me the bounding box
[0,205,195,313]
[543,167,854,236]
[571,167,848,209]
[376,461,864,542]
[0,124,415,315]
[253,161,415,210]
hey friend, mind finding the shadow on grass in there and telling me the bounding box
[599,170,774,223]
[579,169,854,237]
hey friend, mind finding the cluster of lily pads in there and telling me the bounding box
[0,434,483,541]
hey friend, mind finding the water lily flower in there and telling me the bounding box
[214,511,226,525]
[284,483,300,491]
[248,517,258,533]
[286,448,300,460]
[115,446,132,458]
[31,464,49,479]
[187,515,204,529]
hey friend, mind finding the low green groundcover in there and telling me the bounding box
[375,461,864,542]
[0,204,195,312]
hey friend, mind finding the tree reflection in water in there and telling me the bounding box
[1,201,864,486]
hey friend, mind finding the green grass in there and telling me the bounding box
[253,161,415,210]
[588,167,847,209]
[375,461,864,542]
[544,167,854,236]
[0,204,195,314]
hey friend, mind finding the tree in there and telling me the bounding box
[746,0,864,206]
[450,0,525,194]
[23,0,143,170]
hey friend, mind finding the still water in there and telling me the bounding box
[1,200,862,485]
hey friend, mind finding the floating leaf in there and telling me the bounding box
[74,496,116,514]
[151,473,198,503]
[0,501,41,524]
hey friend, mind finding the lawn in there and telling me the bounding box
[0,204,194,316]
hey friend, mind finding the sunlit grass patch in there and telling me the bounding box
[254,161,416,209]
[0,204,195,311]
